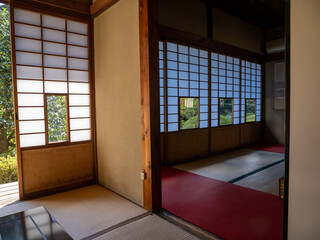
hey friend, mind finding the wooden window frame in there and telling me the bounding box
[10,4,94,151]
[245,98,257,123]
[178,97,200,131]
[218,97,234,126]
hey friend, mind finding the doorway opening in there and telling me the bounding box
[157,1,287,239]
[0,2,19,207]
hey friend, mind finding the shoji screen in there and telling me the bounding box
[211,53,241,126]
[163,42,209,132]
[240,61,262,123]
[13,8,91,148]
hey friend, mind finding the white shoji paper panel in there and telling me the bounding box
[19,120,45,134]
[44,55,66,68]
[18,107,44,120]
[45,81,67,93]
[70,118,90,130]
[42,15,65,30]
[69,83,89,94]
[69,107,90,118]
[20,133,45,147]
[70,130,90,142]
[67,20,87,35]
[15,38,42,53]
[16,52,42,66]
[17,80,43,93]
[18,94,44,107]
[14,9,40,26]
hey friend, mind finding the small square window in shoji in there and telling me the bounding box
[240,61,261,123]
[14,8,91,148]
[159,41,165,133]
[165,42,209,132]
[211,53,240,126]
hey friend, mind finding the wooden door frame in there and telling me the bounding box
[139,0,162,212]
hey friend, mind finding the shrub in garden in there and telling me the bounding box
[0,154,17,184]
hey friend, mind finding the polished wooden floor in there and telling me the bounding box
[0,181,19,208]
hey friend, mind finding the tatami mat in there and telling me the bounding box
[93,214,199,240]
[234,162,284,195]
[174,149,284,182]
[0,185,147,240]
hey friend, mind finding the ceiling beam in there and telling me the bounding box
[91,0,119,18]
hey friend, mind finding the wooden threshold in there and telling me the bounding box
[157,210,223,240]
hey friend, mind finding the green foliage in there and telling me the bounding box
[0,154,17,184]
[220,115,232,125]
[246,114,256,122]
[220,99,232,125]
[0,4,15,155]
[47,96,68,143]
[180,98,199,130]
[246,99,256,122]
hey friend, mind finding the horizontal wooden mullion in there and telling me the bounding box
[18,119,44,122]
[19,131,45,136]
[70,128,91,132]
[69,117,90,120]
[19,140,92,151]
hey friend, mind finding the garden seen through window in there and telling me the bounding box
[219,98,233,126]
[180,98,199,130]
[47,95,68,143]
[246,99,256,122]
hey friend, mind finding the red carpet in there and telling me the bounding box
[162,167,283,240]
[248,144,285,153]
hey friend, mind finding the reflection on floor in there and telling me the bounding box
[173,148,284,195]
[0,185,198,240]
[0,181,19,208]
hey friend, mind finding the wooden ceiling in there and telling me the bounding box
[204,0,285,29]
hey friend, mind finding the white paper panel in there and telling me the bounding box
[67,20,87,35]
[69,83,89,94]
[42,15,65,30]
[18,94,44,106]
[70,118,90,130]
[16,52,42,66]
[43,42,66,56]
[44,68,67,81]
[15,23,41,39]
[69,95,89,106]
[70,130,90,142]
[68,46,88,58]
[67,33,87,47]
[69,70,88,82]
[16,38,42,53]
[17,80,43,93]
[19,120,45,134]
[68,58,88,70]
[43,28,66,43]
[20,133,45,147]
[14,9,41,26]
[44,55,66,68]
[17,66,43,79]
[18,107,44,120]
[45,81,67,93]
[69,107,90,118]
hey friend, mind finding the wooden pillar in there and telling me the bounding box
[139,0,161,212]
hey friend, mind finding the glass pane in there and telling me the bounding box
[47,95,68,143]
[180,98,199,130]
[219,98,233,125]
[246,99,256,122]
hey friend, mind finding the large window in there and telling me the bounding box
[14,8,91,148]
[159,41,262,133]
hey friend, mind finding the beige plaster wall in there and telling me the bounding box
[94,0,143,205]
[288,0,320,238]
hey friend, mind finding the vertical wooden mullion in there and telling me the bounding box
[65,19,71,143]
[9,3,24,199]
[40,14,48,145]
[239,59,243,144]
[208,52,212,154]
[163,42,168,164]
